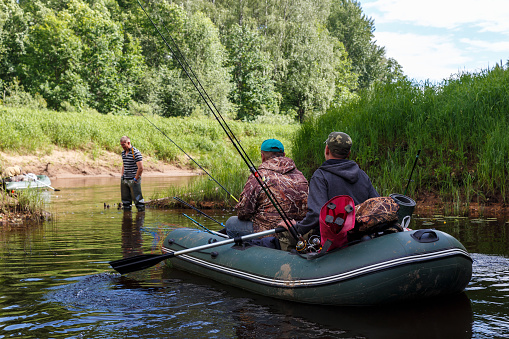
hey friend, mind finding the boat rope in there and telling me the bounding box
[136,0,300,240]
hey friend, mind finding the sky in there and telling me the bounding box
[360,0,509,83]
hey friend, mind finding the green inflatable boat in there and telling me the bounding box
[161,228,472,305]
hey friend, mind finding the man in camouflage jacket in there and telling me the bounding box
[227,139,308,248]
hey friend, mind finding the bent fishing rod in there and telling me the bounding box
[137,0,300,240]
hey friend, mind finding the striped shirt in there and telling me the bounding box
[122,146,142,179]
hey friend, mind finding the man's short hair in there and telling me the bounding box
[261,151,285,160]
[120,136,130,143]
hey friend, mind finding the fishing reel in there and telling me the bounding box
[296,235,322,253]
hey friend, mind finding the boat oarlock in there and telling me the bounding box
[109,227,286,275]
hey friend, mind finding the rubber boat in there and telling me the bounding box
[161,227,472,305]
[2,174,52,191]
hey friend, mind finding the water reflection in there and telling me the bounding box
[156,269,473,339]
[121,211,144,258]
[44,269,473,339]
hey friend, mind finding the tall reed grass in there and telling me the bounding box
[294,65,509,206]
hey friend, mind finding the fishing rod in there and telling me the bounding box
[137,0,300,240]
[158,19,256,172]
[174,196,225,227]
[182,213,228,238]
[137,0,260,178]
[139,113,238,203]
[404,149,421,195]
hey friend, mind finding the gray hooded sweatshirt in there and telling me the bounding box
[295,159,379,235]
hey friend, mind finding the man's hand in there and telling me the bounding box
[277,219,296,230]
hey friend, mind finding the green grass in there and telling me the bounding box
[0,189,45,220]
[294,65,509,207]
[0,105,299,207]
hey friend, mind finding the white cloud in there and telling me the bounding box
[374,32,472,81]
[461,38,509,52]
[363,0,509,32]
[362,0,509,81]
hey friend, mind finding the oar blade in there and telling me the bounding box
[109,253,174,275]
[109,254,161,267]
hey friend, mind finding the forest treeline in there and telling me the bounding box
[0,0,403,122]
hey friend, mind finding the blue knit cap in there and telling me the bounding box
[261,139,284,152]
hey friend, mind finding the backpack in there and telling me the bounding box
[319,195,356,252]
[354,196,400,232]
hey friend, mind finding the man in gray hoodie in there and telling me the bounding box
[281,132,379,237]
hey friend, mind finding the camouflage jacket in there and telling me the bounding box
[236,157,308,233]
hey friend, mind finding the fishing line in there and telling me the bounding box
[156,14,297,236]
[139,112,238,203]
[137,0,254,172]
[174,196,225,227]
[404,149,421,195]
[137,0,300,239]
[158,22,254,168]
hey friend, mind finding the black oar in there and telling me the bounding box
[109,227,286,275]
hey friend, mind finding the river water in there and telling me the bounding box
[0,176,508,338]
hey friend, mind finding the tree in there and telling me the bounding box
[19,0,145,112]
[20,6,87,109]
[327,0,386,88]
[282,22,353,122]
[121,0,187,69]
[179,11,233,117]
[225,24,279,120]
[69,0,144,113]
[0,0,29,94]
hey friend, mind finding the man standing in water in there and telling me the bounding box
[120,136,145,212]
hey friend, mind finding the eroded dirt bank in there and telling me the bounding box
[0,147,197,179]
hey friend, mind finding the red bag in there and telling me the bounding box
[319,195,356,251]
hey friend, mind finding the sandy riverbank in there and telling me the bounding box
[0,148,198,179]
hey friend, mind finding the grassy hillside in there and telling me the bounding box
[0,106,299,206]
[294,66,509,212]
